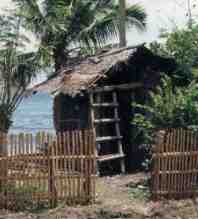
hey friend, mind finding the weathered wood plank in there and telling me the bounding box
[89,82,142,93]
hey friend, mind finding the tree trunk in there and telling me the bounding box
[0,111,11,155]
[53,46,68,73]
[0,131,7,196]
[187,0,193,29]
[119,0,127,47]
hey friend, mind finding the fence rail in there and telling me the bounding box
[152,128,198,199]
[0,129,96,210]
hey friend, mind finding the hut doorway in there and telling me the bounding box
[54,93,90,132]
[117,90,135,171]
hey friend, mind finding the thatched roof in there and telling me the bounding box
[31,45,142,96]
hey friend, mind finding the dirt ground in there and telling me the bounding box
[1,173,198,219]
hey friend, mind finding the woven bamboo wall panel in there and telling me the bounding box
[0,129,97,210]
[152,129,198,199]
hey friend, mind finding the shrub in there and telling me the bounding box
[131,76,198,169]
[149,26,198,86]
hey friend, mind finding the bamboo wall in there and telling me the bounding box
[152,128,198,199]
[0,130,96,210]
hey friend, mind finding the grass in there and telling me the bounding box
[127,178,151,202]
[0,183,50,212]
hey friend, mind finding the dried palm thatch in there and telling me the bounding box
[31,45,147,96]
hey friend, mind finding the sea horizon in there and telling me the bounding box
[11,92,54,135]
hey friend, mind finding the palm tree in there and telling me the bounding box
[187,0,193,28]
[119,0,127,47]
[0,15,40,133]
[14,0,147,72]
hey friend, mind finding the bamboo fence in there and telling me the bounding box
[0,129,97,210]
[152,128,198,199]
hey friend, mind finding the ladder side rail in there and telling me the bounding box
[112,91,125,173]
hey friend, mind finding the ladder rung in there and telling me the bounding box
[98,153,125,162]
[94,118,120,124]
[92,103,118,107]
[96,136,122,142]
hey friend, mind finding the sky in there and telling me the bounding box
[0,0,197,46]
[126,0,197,45]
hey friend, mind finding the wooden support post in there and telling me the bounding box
[48,142,57,208]
[89,93,99,175]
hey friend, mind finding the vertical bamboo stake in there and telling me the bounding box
[62,132,66,199]
[93,129,96,202]
[89,130,94,202]
[58,132,62,200]
[76,131,80,202]
[178,129,182,197]
[48,141,57,208]
[172,130,175,197]
[185,130,189,195]
[85,130,91,202]
[39,132,43,202]
[67,131,71,204]
[79,130,83,201]
[169,130,173,198]
[72,131,76,201]
[189,131,193,195]
[192,132,197,193]
[195,132,198,196]
[30,134,33,190]
[175,129,179,196]
[21,133,25,207]
[167,130,171,198]
[181,129,185,195]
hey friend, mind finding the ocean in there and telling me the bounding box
[11,92,54,134]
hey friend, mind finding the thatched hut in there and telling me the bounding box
[32,45,176,174]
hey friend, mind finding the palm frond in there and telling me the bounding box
[13,0,147,71]
[0,14,41,131]
[14,0,50,37]
[78,3,147,49]
[125,4,147,31]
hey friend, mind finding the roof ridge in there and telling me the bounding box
[97,43,145,59]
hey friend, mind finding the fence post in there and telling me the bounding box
[83,130,92,203]
[152,130,166,199]
[48,142,57,208]
[0,132,8,208]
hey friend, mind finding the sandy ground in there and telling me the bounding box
[0,173,198,219]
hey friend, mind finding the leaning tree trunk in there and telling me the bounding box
[53,45,69,132]
[119,0,127,47]
[53,46,68,73]
[0,114,9,194]
[0,109,10,155]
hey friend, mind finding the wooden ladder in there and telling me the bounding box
[90,90,125,174]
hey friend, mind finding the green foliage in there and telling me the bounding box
[127,179,151,201]
[149,26,198,85]
[13,0,147,70]
[133,77,198,131]
[151,26,198,67]
[132,76,198,168]
[0,16,39,132]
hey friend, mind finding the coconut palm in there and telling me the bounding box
[0,16,40,133]
[119,0,127,47]
[14,0,147,72]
